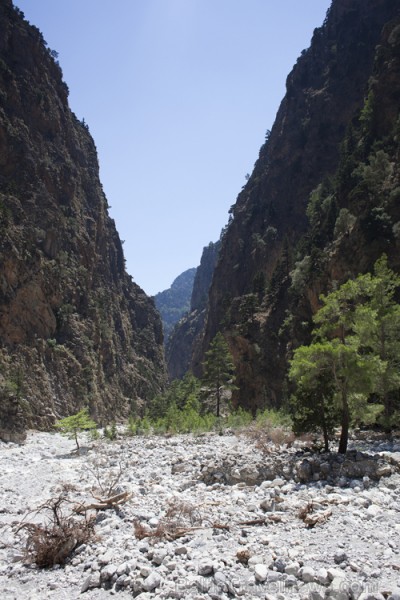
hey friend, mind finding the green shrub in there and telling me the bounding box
[255,408,292,429]
[54,408,97,453]
[104,420,117,441]
[225,407,253,429]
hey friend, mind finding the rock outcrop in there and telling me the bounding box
[0,1,166,438]
[166,241,220,380]
[153,268,196,345]
[193,0,400,411]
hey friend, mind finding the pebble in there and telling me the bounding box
[0,430,399,599]
[142,571,163,591]
[334,550,348,564]
[300,582,325,600]
[299,565,315,583]
[254,563,268,582]
[198,560,214,576]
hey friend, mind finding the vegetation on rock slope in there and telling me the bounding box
[3,0,400,444]
[188,0,400,421]
[0,1,166,439]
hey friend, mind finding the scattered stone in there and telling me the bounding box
[260,498,275,512]
[299,565,316,583]
[285,561,300,577]
[100,563,118,582]
[142,571,162,592]
[254,563,269,582]
[198,560,214,576]
[152,549,167,565]
[300,582,325,600]
[366,505,382,519]
[81,572,101,592]
[274,557,286,572]
[326,576,350,600]
[315,567,330,585]
[0,430,399,599]
[334,550,348,564]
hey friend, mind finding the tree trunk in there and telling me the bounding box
[380,322,390,424]
[323,424,329,453]
[321,405,329,452]
[338,390,349,454]
[74,430,80,453]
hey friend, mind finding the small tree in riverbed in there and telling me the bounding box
[290,366,338,452]
[54,408,97,453]
[290,338,376,453]
[201,332,236,417]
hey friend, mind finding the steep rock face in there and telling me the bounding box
[167,241,220,380]
[0,1,166,438]
[197,0,400,412]
[154,268,196,344]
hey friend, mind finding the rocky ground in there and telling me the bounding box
[0,429,400,600]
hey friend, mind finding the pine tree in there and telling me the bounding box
[202,332,236,417]
[290,362,338,452]
[290,338,376,453]
[354,255,400,424]
[290,254,400,452]
[54,408,97,453]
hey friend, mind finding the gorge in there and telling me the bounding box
[1,0,400,439]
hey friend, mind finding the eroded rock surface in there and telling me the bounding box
[0,1,166,434]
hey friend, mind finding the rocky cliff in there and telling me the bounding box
[154,268,196,344]
[194,0,400,411]
[0,1,166,439]
[167,241,220,380]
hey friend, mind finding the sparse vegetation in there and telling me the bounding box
[103,420,117,441]
[201,332,237,417]
[134,498,203,542]
[54,408,97,453]
[244,408,294,453]
[17,495,95,568]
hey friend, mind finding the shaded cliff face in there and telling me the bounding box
[154,268,196,344]
[167,241,220,380]
[197,0,400,412]
[0,1,166,438]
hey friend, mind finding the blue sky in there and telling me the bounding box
[14,1,331,296]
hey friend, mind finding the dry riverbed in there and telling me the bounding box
[0,430,400,600]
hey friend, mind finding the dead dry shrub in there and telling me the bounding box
[59,482,78,493]
[134,498,203,542]
[297,501,314,522]
[133,520,149,540]
[133,518,187,542]
[297,500,332,528]
[86,459,125,499]
[268,427,295,447]
[17,495,95,567]
[67,458,133,514]
[244,422,295,454]
[236,549,251,565]
[164,498,202,526]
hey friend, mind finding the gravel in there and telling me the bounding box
[0,429,399,599]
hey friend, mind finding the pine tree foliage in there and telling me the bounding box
[202,332,236,417]
[290,255,400,452]
[54,408,97,452]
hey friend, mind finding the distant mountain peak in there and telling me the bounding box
[154,268,197,344]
